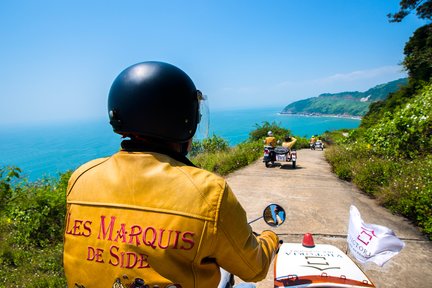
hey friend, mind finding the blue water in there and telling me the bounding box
[0,107,360,181]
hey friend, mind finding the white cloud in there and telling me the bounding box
[273,65,407,97]
[317,65,406,84]
[210,65,408,109]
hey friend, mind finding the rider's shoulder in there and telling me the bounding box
[70,157,110,180]
[180,163,226,184]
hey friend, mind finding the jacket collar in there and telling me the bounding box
[120,139,196,167]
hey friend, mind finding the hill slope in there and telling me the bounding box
[281,78,408,117]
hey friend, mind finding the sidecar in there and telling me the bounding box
[274,236,375,287]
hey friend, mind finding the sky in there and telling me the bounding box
[0,0,426,125]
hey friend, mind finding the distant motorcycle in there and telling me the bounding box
[310,140,324,150]
[263,146,297,168]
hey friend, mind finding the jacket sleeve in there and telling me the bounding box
[212,183,279,282]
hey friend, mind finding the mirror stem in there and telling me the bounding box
[248,216,263,225]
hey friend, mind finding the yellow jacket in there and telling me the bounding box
[64,150,279,288]
[264,136,276,147]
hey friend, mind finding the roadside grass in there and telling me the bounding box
[0,167,68,287]
[378,156,432,237]
[191,140,262,175]
[0,241,65,287]
[323,84,432,239]
[324,130,432,239]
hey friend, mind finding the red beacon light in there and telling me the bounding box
[302,233,315,248]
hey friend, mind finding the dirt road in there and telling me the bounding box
[225,149,432,288]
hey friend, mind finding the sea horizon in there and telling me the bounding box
[0,106,360,181]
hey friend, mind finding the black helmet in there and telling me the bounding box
[108,61,203,143]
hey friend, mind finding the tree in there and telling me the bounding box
[387,0,432,22]
[403,23,432,81]
[388,1,432,82]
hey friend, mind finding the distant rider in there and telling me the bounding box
[310,135,316,145]
[310,135,316,149]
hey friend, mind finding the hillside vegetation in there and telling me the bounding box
[324,21,432,239]
[324,83,432,238]
[281,78,408,117]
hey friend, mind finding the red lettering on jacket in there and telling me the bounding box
[158,229,173,249]
[98,215,116,241]
[129,225,142,246]
[113,223,128,243]
[137,253,150,268]
[95,216,196,252]
[87,246,104,263]
[172,230,181,249]
[109,245,150,269]
[124,251,137,268]
[180,231,195,250]
[65,213,92,237]
[143,226,157,249]
[82,221,92,237]
[109,245,120,266]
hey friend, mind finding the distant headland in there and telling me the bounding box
[280,78,408,118]
[279,112,362,120]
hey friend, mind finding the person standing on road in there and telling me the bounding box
[63,61,279,288]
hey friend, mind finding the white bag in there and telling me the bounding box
[347,205,405,266]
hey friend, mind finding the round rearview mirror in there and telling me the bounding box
[263,204,286,227]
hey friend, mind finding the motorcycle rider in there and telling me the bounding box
[309,135,316,150]
[264,131,277,147]
[273,206,283,226]
[63,61,279,288]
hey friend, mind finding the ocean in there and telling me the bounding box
[0,107,360,181]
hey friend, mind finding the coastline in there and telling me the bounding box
[1,109,362,181]
[279,112,362,120]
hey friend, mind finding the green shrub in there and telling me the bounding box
[8,172,70,248]
[249,121,291,141]
[0,169,69,286]
[326,130,432,239]
[192,140,262,175]
[191,134,229,156]
[378,156,432,238]
[352,156,400,196]
[0,166,22,212]
[321,129,355,146]
[364,84,432,159]
[292,136,311,149]
[324,145,354,180]
[334,163,353,181]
